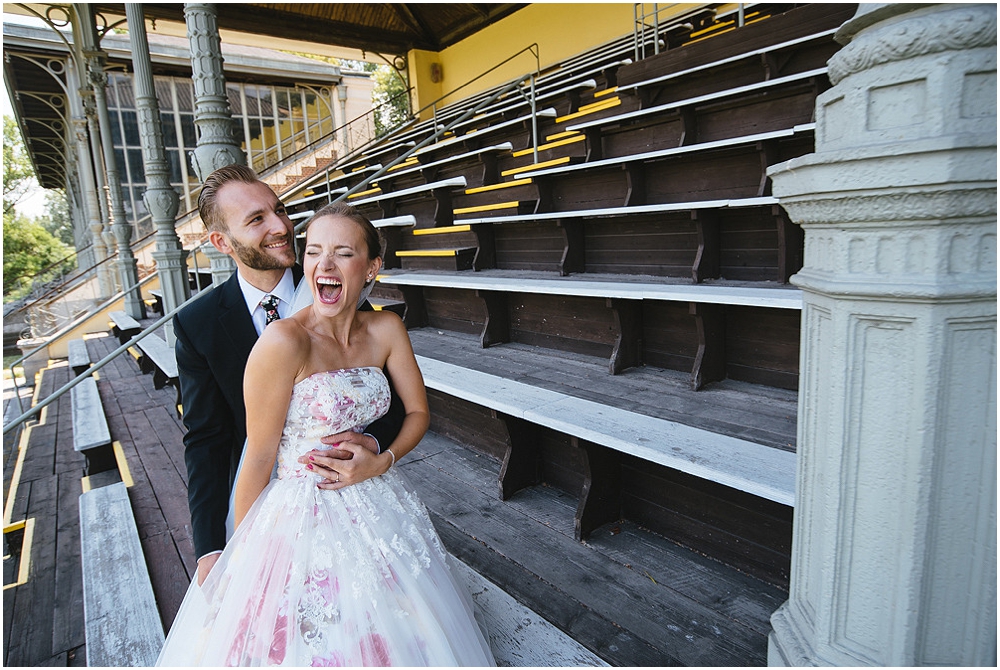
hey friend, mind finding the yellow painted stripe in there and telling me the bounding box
[4,520,26,534]
[348,186,382,199]
[395,249,459,257]
[689,19,734,39]
[350,164,369,172]
[501,155,571,177]
[578,97,619,113]
[387,158,419,172]
[128,347,141,361]
[555,97,621,124]
[594,86,618,98]
[685,25,739,45]
[545,130,580,142]
[3,518,34,590]
[113,441,134,488]
[81,476,92,493]
[512,134,585,158]
[3,426,31,526]
[413,225,472,236]
[465,178,532,194]
[454,201,521,215]
[301,189,315,197]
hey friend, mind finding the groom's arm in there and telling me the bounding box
[356,299,405,452]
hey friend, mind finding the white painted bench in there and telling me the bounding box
[108,310,141,345]
[378,270,802,310]
[72,375,114,474]
[566,67,829,133]
[416,109,558,158]
[616,28,837,94]
[416,355,796,508]
[519,124,816,180]
[455,195,779,225]
[136,334,178,389]
[79,481,164,667]
[285,186,348,210]
[350,176,468,207]
[376,142,514,182]
[471,79,598,121]
[68,339,91,375]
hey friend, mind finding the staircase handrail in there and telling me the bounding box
[5,271,161,418]
[292,44,543,210]
[2,275,214,436]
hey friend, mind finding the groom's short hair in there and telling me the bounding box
[199,164,262,233]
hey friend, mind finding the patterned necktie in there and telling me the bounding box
[260,294,280,326]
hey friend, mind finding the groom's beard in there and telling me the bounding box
[229,234,296,270]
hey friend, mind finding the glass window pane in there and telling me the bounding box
[121,111,140,146]
[180,113,197,147]
[114,148,126,175]
[114,74,135,109]
[175,80,193,111]
[227,83,242,115]
[160,112,178,146]
[109,112,123,146]
[128,149,145,182]
[166,149,183,183]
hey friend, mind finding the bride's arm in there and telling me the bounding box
[377,312,430,465]
[234,321,305,528]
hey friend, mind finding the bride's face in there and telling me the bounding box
[303,215,382,316]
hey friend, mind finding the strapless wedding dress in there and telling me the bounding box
[156,367,495,666]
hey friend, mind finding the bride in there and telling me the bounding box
[156,203,496,666]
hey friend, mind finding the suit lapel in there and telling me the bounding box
[217,272,258,360]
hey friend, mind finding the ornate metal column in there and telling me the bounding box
[66,56,113,298]
[184,2,241,279]
[75,3,146,318]
[767,4,996,666]
[126,4,189,340]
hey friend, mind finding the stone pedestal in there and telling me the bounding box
[767,4,996,666]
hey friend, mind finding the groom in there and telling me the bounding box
[174,164,404,585]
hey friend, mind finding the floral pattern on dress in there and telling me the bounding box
[156,368,495,667]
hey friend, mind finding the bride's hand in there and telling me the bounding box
[300,441,392,490]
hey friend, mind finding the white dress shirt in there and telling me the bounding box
[237,268,296,335]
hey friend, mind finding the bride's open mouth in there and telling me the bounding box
[316,276,343,304]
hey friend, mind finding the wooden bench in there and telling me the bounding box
[108,310,141,345]
[72,375,114,474]
[285,186,348,211]
[352,176,469,229]
[566,67,829,134]
[378,270,801,386]
[68,339,91,375]
[374,142,514,188]
[79,481,164,667]
[135,334,179,406]
[415,354,795,541]
[147,289,163,315]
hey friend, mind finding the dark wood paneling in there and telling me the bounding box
[423,286,485,335]
[426,389,508,460]
[719,208,781,281]
[546,169,627,212]
[642,300,698,373]
[508,293,616,358]
[584,215,698,277]
[619,455,792,587]
[697,88,819,143]
[645,148,764,203]
[725,306,800,391]
[495,222,566,271]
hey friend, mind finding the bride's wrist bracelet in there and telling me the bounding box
[386,448,396,470]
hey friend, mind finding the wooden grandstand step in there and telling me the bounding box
[512,134,585,158]
[501,156,573,178]
[412,224,473,236]
[395,247,477,271]
[367,297,406,316]
[556,97,621,124]
[465,178,532,195]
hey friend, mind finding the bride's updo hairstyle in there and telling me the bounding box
[307,201,384,261]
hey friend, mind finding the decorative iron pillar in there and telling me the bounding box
[126,4,189,340]
[75,3,145,317]
[767,4,996,666]
[66,58,113,298]
[184,2,240,279]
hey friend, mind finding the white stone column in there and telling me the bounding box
[127,3,189,342]
[767,4,996,667]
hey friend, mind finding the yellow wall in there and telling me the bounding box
[408,3,699,116]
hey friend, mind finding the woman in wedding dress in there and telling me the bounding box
[156,203,496,666]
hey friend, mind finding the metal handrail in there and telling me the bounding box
[5,271,161,417]
[2,282,213,436]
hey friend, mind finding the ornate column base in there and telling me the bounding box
[203,244,236,286]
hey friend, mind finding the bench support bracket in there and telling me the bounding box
[477,290,510,348]
[609,298,642,375]
[691,302,726,390]
[497,413,541,500]
[574,437,621,541]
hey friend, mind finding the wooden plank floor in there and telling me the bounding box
[5,325,786,666]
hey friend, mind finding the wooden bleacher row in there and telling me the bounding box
[66,337,164,666]
[278,4,853,585]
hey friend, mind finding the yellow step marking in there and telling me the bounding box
[3,518,35,590]
[454,201,521,215]
[465,178,532,194]
[3,426,31,526]
[413,225,472,236]
[350,164,369,172]
[395,249,459,257]
[501,155,571,177]
[545,130,580,142]
[689,19,734,40]
[387,158,419,172]
[556,97,621,124]
[113,441,134,488]
[594,86,618,98]
[578,97,619,113]
[348,186,382,199]
[301,189,315,197]
[512,134,585,158]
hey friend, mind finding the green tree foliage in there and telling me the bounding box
[3,116,35,215]
[371,64,410,137]
[41,190,74,245]
[3,210,73,297]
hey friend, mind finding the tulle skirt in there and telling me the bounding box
[156,469,495,666]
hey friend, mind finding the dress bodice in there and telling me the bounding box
[277,367,390,479]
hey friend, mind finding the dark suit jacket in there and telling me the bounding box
[174,266,405,558]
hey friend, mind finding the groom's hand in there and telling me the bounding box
[197,553,220,586]
[299,440,392,490]
[319,430,380,456]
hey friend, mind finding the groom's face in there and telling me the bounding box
[212,180,297,271]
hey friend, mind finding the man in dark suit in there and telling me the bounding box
[174,165,404,585]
